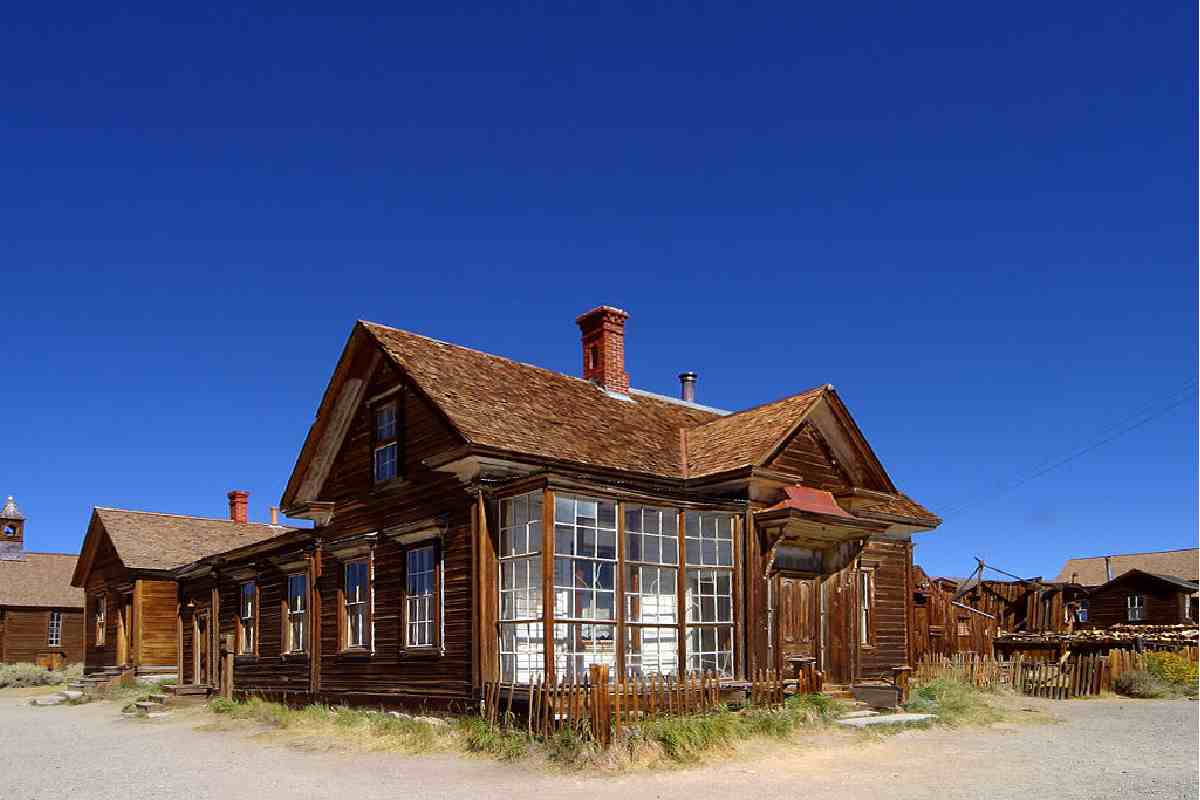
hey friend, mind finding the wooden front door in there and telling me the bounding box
[777,577,817,672]
[819,571,855,685]
[116,595,132,666]
[194,611,211,686]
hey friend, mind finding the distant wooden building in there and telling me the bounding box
[1054,548,1198,626]
[172,309,941,707]
[1082,570,1198,629]
[70,494,289,677]
[910,566,997,662]
[0,496,84,668]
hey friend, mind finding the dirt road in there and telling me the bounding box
[2,695,1195,800]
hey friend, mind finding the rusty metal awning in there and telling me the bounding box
[755,486,886,577]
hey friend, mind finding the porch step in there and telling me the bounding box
[162,684,211,697]
[134,701,164,712]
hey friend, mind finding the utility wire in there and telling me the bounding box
[939,380,1198,520]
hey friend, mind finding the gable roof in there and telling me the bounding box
[72,508,293,585]
[0,552,83,608]
[1098,568,1199,593]
[1053,548,1198,586]
[281,321,938,528]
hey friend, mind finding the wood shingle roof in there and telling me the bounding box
[1054,548,1198,586]
[89,508,292,573]
[0,552,83,608]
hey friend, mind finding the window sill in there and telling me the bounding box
[371,477,409,494]
[335,649,374,661]
[281,652,309,662]
[401,646,442,658]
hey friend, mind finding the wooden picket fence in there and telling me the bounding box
[916,646,1197,700]
[480,664,821,748]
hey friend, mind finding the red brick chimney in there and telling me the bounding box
[576,306,630,394]
[227,490,249,524]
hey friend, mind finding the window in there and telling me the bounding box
[286,574,307,652]
[94,595,106,646]
[238,582,256,655]
[957,620,970,637]
[684,511,735,676]
[859,569,873,646]
[334,560,368,649]
[623,505,679,677]
[48,611,62,647]
[1127,594,1145,622]
[499,492,544,682]
[1077,599,1089,623]
[405,547,436,648]
[373,401,400,483]
[3,524,15,536]
[554,494,617,681]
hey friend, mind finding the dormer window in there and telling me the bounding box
[373,400,400,483]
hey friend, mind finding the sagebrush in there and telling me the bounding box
[0,662,82,689]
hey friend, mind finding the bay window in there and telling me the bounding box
[496,490,738,683]
[553,494,617,680]
[499,491,544,682]
[623,505,679,677]
[684,511,734,676]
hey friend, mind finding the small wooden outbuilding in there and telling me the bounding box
[1081,569,1198,629]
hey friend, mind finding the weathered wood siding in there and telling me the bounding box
[856,538,911,681]
[82,534,124,671]
[0,607,85,664]
[136,579,178,667]
[766,423,854,491]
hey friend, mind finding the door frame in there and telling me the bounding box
[193,609,213,687]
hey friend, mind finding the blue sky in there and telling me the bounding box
[2,2,1195,579]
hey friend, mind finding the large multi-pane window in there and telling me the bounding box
[373,401,399,483]
[238,581,256,655]
[684,511,735,676]
[48,610,62,647]
[499,492,544,682]
[624,505,679,677]
[286,574,307,652]
[344,560,370,649]
[405,546,435,648]
[554,494,617,680]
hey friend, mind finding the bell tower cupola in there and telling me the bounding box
[0,495,25,561]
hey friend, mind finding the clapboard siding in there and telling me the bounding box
[1086,573,1191,628]
[857,538,911,680]
[137,579,178,667]
[0,607,85,664]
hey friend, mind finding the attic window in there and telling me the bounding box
[373,399,401,484]
[3,525,14,537]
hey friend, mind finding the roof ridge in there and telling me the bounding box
[1064,547,1199,560]
[687,384,828,428]
[95,507,288,529]
[361,320,725,416]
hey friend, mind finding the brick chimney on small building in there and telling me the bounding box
[227,490,249,524]
[576,306,630,394]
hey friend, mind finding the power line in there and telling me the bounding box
[940,380,1197,521]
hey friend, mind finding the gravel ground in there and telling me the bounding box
[1,694,1195,800]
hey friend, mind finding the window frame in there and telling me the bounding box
[1127,593,1145,622]
[683,510,737,678]
[622,504,681,679]
[858,567,875,648]
[404,543,439,651]
[237,581,258,657]
[48,610,62,648]
[498,491,546,682]
[371,398,402,485]
[341,557,374,652]
[93,594,106,647]
[284,573,308,654]
[552,493,619,682]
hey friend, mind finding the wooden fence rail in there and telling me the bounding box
[916,645,1197,700]
[481,664,820,748]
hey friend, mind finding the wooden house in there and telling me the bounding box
[1054,548,1198,626]
[70,492,289,677]
[1081,569,1198,629]
[0,497,84,668]
[174,308,940,707]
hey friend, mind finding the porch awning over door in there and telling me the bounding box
[756,485,887,577]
